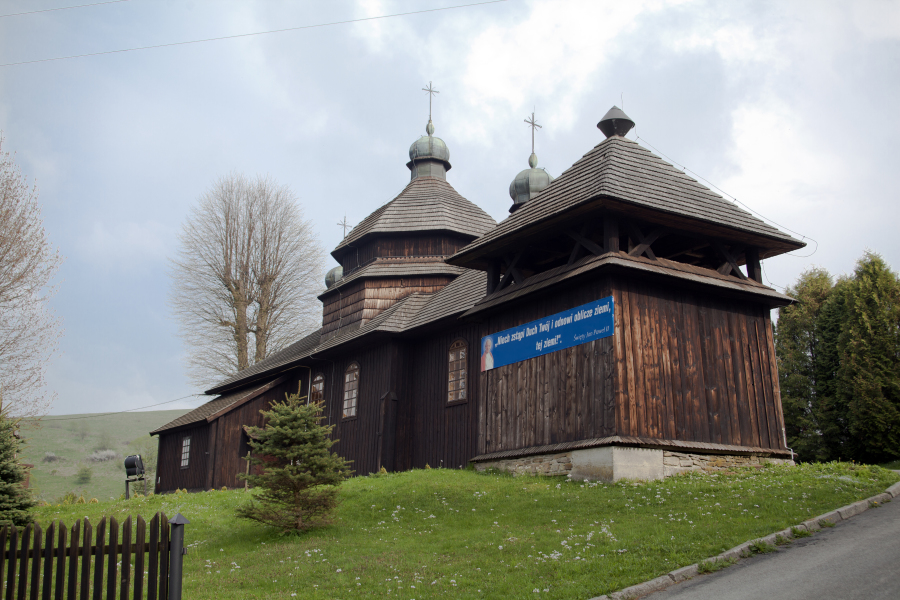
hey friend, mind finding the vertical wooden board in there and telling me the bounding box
[648,291,669,439]
[16,525,30,600]
[745,316,770,448]
[133,517,145,600]
[737,309,761,447]
[711,306,737,445]
[119,518,131,600]
[763,312,787,448]
[55,524,66,600]
[477,371,487,454]
[106,518,118,600]
[157,515,168,600]
[541,352,551,445]
[755,318,781,448]
[0,526,6,597]
[619,282,638,436]
[628,283,648,437]
[513,362,523,450]
[78,521,90,600]
[665,292,687,440]
[721,308,743,445]
[40,523,53,600]
[603,337,616,437]
[695,300,718,443]
[611,285,628,436]
[645,287,664,439]
[146,515,158,600]
[565,346,577,441]
[686,298,709,442]
[66,521,78,600]
[6,526,18,600]
[727,310,753,446]
[28,524,41,600]
[91,519,105,600]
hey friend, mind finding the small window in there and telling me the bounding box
[343,363,360,419]
[448,340,468,403]
[311,373,325,403]
[180,436,191,469]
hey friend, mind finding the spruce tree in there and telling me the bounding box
[0,414,36,527]
[236,392,351,532]
[835,252,900,463]
[775,268,832,461]
[814,277,852,460]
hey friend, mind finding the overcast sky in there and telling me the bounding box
[1,0,898,415]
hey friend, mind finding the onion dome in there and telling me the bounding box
[597,106,635,138]
[509,152,554,213]
[407,119,452,180]
[325,265,343,288]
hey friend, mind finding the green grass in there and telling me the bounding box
[17,410,188,502]
[33,462,898,600]
[878,459,900,470]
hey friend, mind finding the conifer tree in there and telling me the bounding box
[814,277,852,460]
[775,267,832,461]
[835,252,900,463]
[236,391,351,532]
[0,414,36,527]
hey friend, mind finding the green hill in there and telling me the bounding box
[17,409,190,502]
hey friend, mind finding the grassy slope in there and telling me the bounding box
[34,463,899,600]
[18,410,189,502]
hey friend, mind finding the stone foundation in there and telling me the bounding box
[474,446,794,482]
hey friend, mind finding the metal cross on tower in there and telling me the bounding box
[337,215,353,238]
[422,81,439,120]
[524,111,542,153]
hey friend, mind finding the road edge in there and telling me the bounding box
[589,479,900,600]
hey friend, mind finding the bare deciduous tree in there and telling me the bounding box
[170,173,324,389]
[0,137,63,418]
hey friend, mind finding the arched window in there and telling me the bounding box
[343,363,360,418]
[311,373,325,403]
[448,340,468,403]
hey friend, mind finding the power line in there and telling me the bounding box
[37,393,206,422]
[0,0,508,67]
[635,135,819,259]
[0,0,131,19]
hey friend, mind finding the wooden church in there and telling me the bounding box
[151,103,803,492]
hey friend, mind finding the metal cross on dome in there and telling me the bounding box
[524,111,542,153]
[337,215,353,238]
[422,81,439,120]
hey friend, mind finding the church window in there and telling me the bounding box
[311,373,325,403]
[180,435,191,469]
[343,363,360,418]
[448,340,468,403]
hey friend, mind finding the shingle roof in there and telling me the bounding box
[450,136,804,264]
[205,330,322,394]
[320,259,467,297]
[150,381,274,435]
[406,269,487,330]
[332,176,496,257]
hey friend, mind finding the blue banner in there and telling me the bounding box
[480,296,615,372]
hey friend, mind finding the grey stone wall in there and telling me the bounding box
[662,451,793,475]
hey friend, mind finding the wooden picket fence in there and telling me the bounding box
[0,512,174,600]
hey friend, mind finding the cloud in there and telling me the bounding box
[77,220,174,269]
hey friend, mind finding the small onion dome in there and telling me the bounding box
[597,105,635,138]
[407,119,452,180]
[324,265,343,288]
[508,152,554,213]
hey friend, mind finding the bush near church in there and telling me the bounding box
[236,392,351,533]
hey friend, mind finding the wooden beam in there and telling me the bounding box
[497,252,523,291]
[486,259,500,295]
[746,247,762,283]
[713,243,748,280]
[566,228,605,257]
[603,216,619,253]
[626,223,662,260]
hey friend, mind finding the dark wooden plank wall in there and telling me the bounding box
[404,323,482,470]
[478,275,786,455]
[612,278,785,449]
[155,424,209,493]
[478,278,615,455]
[211,376,303,489]
[321,276,455,338]
[340,234,472,271]
[321,343,399,476]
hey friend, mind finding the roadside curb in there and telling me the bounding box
[590,479,900,600]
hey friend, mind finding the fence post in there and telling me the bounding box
[166,515,189,600]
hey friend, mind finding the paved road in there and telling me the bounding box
[646,489,900,600]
